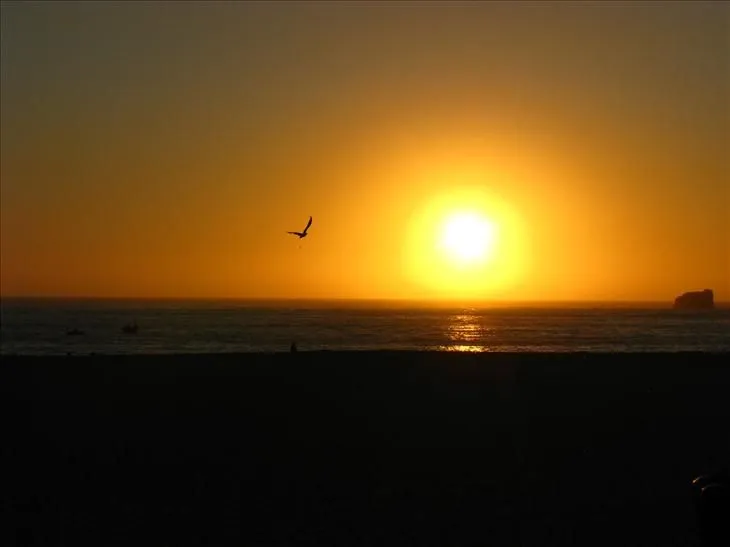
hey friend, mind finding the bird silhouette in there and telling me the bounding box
[288,216,313,239]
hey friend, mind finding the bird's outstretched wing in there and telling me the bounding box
[303,216,313,234]
[287,231,303,237]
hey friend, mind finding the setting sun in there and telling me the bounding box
[404,184,529,300]
[439,212,497,267]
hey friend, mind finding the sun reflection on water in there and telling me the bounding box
[439,344,486,352]
[442,312,491,352]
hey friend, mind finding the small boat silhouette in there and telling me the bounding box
[122,322,138,334]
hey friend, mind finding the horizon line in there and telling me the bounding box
[2,295,728,306]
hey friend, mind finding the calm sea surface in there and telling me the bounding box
[1,299,729,355]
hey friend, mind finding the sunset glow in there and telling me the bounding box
[1,2,727,302]
[404,185,529,300]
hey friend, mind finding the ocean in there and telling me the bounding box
[2,298,728,355]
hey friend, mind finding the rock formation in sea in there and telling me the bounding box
[674,289,715,310]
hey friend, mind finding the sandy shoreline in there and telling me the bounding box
[4,351,729,545]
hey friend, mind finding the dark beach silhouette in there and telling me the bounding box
[122,322,139,334]
[3,351,729,546]
[693,470,730,547]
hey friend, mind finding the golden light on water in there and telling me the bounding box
[442,345,486,353]
[441,312,490,352]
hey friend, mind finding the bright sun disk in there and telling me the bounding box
[439,212,497,265]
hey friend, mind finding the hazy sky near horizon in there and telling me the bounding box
[1,0,728,301]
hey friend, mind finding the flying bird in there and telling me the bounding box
[288,216,313,239]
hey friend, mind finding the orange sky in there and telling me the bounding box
[1,1,728,302]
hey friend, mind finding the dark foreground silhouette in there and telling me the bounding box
[693,471,730,547]
[674,289,715,310]
[3,351,729,546]
[122,322,139,334]
[287,215,313,239]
